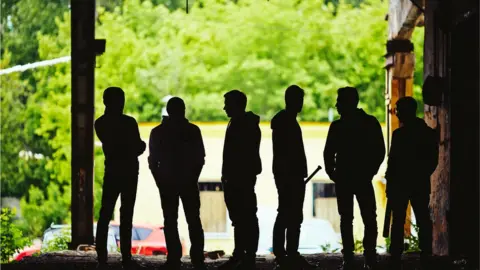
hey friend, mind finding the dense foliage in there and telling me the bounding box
[1,0,424,239]
[1,208,32,263]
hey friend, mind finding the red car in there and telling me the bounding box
[13,244,41,261]
[109,222,186,256]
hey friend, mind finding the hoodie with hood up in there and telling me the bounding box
[222,111,262,180]
[271,110,308,179]
[324,108,385,182]
[385,117,438,196]
[148,117,205,183]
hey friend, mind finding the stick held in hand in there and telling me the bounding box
[304,165,322,184]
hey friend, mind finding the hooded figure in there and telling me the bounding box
[222,111,262,179]
[385,97,438,270]
[218,90,261,270]
[148,97,206,270]
[149,117,205,183]
[95,87,146,269]
[324,87,385,270]
[270,85,315,270]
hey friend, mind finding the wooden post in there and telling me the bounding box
[385,41,416,238]
[71,0,95,248]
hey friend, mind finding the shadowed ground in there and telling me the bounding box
[3,252,472,270]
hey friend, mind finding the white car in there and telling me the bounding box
[256,207,342,255]
[42,224,118,253]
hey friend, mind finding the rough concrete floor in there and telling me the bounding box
[1,252,477,270]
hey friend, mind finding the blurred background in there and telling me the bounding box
[1,0,425,261]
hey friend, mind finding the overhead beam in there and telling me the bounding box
[388,0,424,39]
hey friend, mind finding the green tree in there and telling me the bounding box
[0,53,52,198]
[412,26,425,118]
[1,53,28,196]
[1,0,70,200]
[1,208,31,263]
[1,0,428,239]
[0,0,69,66]
[17,184,70,238]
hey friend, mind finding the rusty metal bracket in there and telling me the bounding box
[385,39,414,57]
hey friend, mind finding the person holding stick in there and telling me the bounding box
[271,85,315,270]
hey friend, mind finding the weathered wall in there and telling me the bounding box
[423,0,450,256]
[423,0,479,258]
[446,3,479,262]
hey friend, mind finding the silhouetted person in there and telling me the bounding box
[218,90,261,270]
[95,87,146,269]
[385,97,438,270]
[148,97,206,270]
[324,87,385,270]
[271,85,314,270]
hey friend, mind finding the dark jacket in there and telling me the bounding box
[271,110,308,179]
[385,117,438,196]
[222,111,262,180]
[324,108,385,182]
[95,114,146,170]
[148,117,205,183]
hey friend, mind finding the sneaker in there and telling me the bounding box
[387,258,402,270]
[160,260,182,270]
[122,259,140,270]
[236,257,256,270]
[96,262,108,269]
[193,262,208,270]
[337,260,355,270]
[218,256,242,270]
[363,255,378,270]
[273,256,288,270]
[290,255,315,269]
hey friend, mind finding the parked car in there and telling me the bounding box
[13,242,41,262]
[42,224,118,252]
[256,207,342,255]
[109,222,186,256]
[14,223,118,261]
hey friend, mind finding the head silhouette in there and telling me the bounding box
[103,87,125,114]
[285,85,304,114]
[336,87,359,116]
[224,90,247,118]
[395,96,417,123]
[166,97,186,119]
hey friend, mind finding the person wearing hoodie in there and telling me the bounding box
[324,87,385,270]
[218,90,261,270]
[385,97,438,270]
[148,97,206,270]
[95,87,146,269]
[271,85,314,270]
